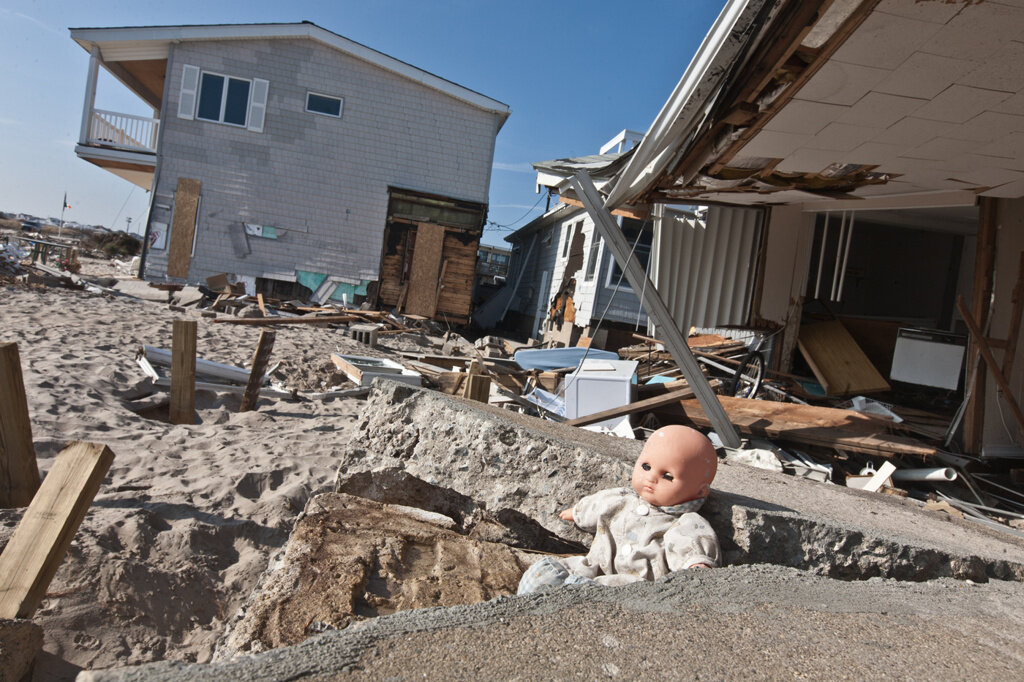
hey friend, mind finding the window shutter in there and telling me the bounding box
[178,64,200,120]
[248,78,269,133]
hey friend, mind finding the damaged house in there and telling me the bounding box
[535,0,1024,455]
[70,22,510,321]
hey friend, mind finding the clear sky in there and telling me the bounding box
[0,0,727,246]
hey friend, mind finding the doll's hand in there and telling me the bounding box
[559,507,575,522]
[689,563,711,569]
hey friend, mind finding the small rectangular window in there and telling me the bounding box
[306,92,343,118]
[584,233,601,281]
[196,71,251,127]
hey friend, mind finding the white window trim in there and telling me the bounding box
[196,70,253,128]
[584,230,602,283]
[305,91,344,118]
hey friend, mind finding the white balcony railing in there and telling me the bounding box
[87,109,159,153]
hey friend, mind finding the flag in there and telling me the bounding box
[62,193,70,210]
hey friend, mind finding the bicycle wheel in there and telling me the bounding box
[731,352,764,399]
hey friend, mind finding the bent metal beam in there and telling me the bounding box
[571,171,742,448]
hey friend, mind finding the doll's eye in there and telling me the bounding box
[641,463,651,471]
[663,473,674,481]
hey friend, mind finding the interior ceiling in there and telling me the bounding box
[658,0,1024,205]
[819,204,979,235]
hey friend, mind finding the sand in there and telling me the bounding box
[0,253,442,679]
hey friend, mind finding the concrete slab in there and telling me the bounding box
[79,564,1024,681]
[331,382,1024,581]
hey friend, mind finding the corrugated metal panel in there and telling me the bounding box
[650,205,762,331]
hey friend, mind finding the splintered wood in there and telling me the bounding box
[0,441,114,619]
[798,320,890,396]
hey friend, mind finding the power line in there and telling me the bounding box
[485,191,548,233]
[109,187,135,231]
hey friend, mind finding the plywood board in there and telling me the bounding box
[0,343,39,507]
[404,223,445,317]
[798,320,890,396]
[166,178,201,278]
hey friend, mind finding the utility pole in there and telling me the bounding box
[125,217,133,234]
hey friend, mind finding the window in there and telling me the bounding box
[562,220,582,258]
[197,72,252,126]
[306,92,343,118]
[492,253,508,266]
[606,218,652,289]
[584,232,601,282]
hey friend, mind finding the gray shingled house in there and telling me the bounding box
[70,23,510,316]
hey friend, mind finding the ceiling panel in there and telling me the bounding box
[926,3,1024,61]
[830,12,944,70]
[874,0,965,24]
[873,52,978,100]
[795,60,890,106]
[763,99,849,135]
[838,92,926,128]
[956,41,1024,93]
[912,85,1011,123]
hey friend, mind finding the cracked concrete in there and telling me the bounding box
[336,382,1024,582]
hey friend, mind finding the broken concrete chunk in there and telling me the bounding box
[215,492,539,659]
[339,381,1024,583]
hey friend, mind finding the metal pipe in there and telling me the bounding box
[830,211,847,301]
[890,467,958,483]
[814,211,829,300]
[836,211,856,302]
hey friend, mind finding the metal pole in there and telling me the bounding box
[814,212,829,300]
[836,211,856,303]
[830,211,847,301]
[571,171,742,448]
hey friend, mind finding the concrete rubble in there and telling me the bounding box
[80,379,1024,679]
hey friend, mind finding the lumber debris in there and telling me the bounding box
[0,343,40,508]
[662,396,936,458]
[0,441,114,619]
[798,320,890,397]
[240,330,276,412]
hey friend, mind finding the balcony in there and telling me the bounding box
[76,108,159,191]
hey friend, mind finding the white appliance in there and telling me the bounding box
[890,328,966,391]
[563,359,638,429]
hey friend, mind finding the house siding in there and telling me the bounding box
[145,38,501,287]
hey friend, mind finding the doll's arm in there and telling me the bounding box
[559,507,575,522]
[665,514,721,571]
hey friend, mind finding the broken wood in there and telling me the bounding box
[240,330,276,412]
[1002,251,1024,385]
[169,319,197,425]
[0,441,114,619]
[213,315,357,325]
[0,343,40,508]
[661,396,937,459]
[257,293,267,317]
[462,360,491,403]
[956,296,1024,433]
[564,385,703,428]
[797,319,889,396]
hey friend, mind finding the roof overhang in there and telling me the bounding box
[70,23,511,127]
[604,0,1024,210]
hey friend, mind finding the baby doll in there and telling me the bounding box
[518,425,720,594]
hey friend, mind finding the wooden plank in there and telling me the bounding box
[558,196,649,221]
[166,177,201,278]
[404,223,446,317]
[240,330,276,412]
[330,353,364,385]
[565,385,702,427]
[434,259,449,310]
[257,293,267,317]
[797,320,889,396]
[213,315,357,326]
[0,441,114,619]
[662,396,936,459]
[957,296,1024,433]
[169,320,197,425]
[462,360,491,403]
[0,343,40,508]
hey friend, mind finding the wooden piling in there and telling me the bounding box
[0,342,40,508]
[240,330,276,412]
[169,320,197,425]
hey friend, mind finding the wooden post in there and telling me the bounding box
[462,360,491,403]
[0,343,40,508]
[957,296,1024,433]
[240,330,276,412]
[0,441,114,619]
[964,198,998,453]
[169,319,197,425]
[1001,252,1024,384]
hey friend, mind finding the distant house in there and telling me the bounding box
[70,23,509,323]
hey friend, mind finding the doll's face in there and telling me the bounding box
[631,426,717,507]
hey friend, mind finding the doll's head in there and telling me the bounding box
[632,425,717,507]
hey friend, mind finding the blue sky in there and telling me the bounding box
[0,0,727,246]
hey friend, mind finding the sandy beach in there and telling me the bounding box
[1,253,435,677]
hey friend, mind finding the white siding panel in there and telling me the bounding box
[651,206,762,331]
